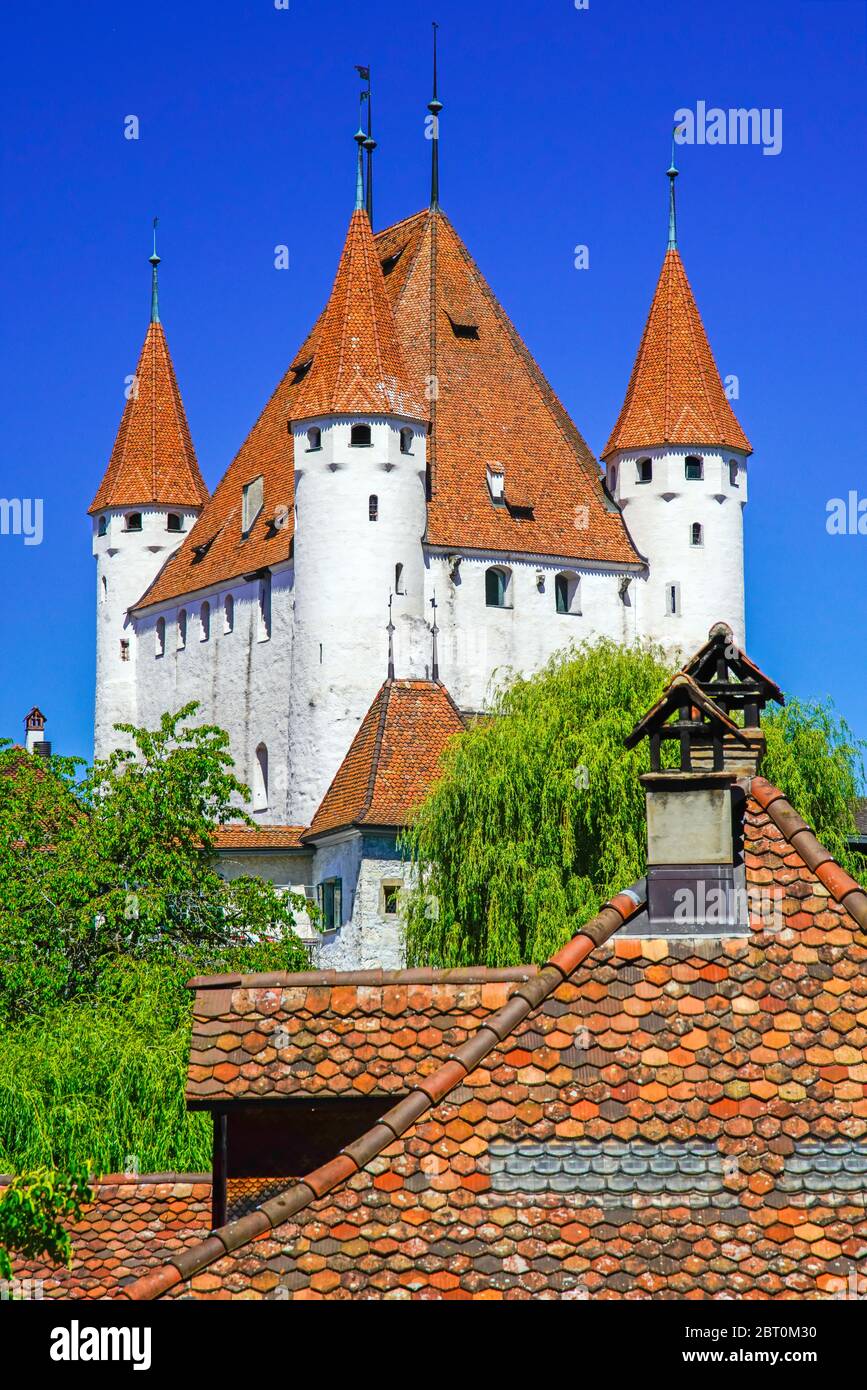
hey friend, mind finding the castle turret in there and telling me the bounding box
[603,153,751,656]
[288,133,429,824]
[89,224,208,758]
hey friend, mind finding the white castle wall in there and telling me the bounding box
[288,415,429,826]
[132,565,295,822]
[308,831,407,972]
[92,506,200,759]
[424,552,641,712]
[608,446,748,660]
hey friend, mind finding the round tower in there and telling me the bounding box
[89,225,208,758]
[288,135,429,824]
[603,153,752,658]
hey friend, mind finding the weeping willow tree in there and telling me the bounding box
[402,640,865,969]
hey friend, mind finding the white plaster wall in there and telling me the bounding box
[213,847,316,941]
[609,446,748,661]
[289,415,429,825]
[309,832,408,972]
[424,551,641,712]
[132,566,294,822]
[92,506,200,759]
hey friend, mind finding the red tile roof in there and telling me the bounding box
[304,678,465,841]
[293,209,427,424]
[211,824,307,851]
[603,249,751,459]
[89,321,209,514]
[135,208,639,611]
[115,782,867,1301]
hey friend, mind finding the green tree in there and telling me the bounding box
[402,642,865,968]
[0,1169,92,1283]
[0,705,310,1021]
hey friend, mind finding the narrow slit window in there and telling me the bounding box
[369,494,378,521]
[258,574,271,640]
[395,562,405,595]
[155,617,166,658]
[691,523,704,547]
[253,743,269,810]
[224,593,234,634]
[177,609,187,650]
[200,600,211,641]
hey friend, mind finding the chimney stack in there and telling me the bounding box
[624,625,784,934]
[24,707,51,757]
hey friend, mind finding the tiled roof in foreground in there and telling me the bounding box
[603,248,751,459]
[136,207,639,611]
[119,782,867,1301]
[305,678,465,841]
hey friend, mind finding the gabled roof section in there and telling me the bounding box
[624,671,751,752]
[136,206,638,611]
[603,249,751,459]
[89,321,208,514]
[292,209,427,424]
[305,678,465,841]
[682,621,784,711]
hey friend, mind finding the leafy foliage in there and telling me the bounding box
[402,642,866,968]
[0,704,310,1022]
[0,1169,92,1281]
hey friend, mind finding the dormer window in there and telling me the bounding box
[351,423,372,447]
[400,427,414,455]
[125,512,142,532]
[448,315,479,340]
[242,475,264,534]
[685,456,704,481]
[637,458,653,484]
[486,462,506,505]
[97,515,108,537]
[167,513,183,533]
[306,427,322,452]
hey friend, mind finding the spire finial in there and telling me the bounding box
[354,93,367,211]
[429,592,439,681]
[667,128,679,251]
[149,217,160,323]
[387,592,395,680]
[428,22,443,209]
[356,64,375,225]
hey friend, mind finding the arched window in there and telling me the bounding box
[177,609,187,649]
[690,522,704,547]
[98,515,108,537]
[485,566,510,609]
[350,423,372,447]
[637,458,653,484]
[306,426,322,451]
[155,617,166,657]
[685,456,704,481]
[200,601,211,641]
[100,575,107,604]
[224,593,234,634]
[166,513,183,533]
[369,494,378,521]
[125,512,142,532]
[400,427,414,455]
[253,743,269,811]
[395,562,405,595]
[729,459,740,487]
[555,572,581,615]
[609,466,618,492]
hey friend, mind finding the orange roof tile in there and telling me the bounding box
[603,248,751,459]
[136,208,639,611]
[292,209,427,423]
[305,678,465,840]
[211,824,307,851]
[89,321,208,514]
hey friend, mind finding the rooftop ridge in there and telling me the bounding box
[119,885,645,1300]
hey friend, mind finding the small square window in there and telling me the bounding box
[637,459,653,484]
[382,883,401,916]
[685,457,704,481]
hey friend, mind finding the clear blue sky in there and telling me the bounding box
[0,0,864,762]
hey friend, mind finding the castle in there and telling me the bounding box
[88,89,752,969]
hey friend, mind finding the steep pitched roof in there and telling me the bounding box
[305,678,465,840]
[89,321,208,514]
[603,248,751,459]
[136,208,639,611]
[292,209,427,423]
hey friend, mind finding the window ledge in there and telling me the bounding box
[305,445,323,453]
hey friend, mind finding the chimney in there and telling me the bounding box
[24,707,51,757]
[624,627,784,934]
